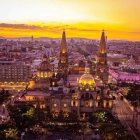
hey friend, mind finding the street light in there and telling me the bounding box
[12,95,14,98]
[2,104,5,107]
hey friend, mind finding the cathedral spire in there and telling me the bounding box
[58,30,68,85]
[60,30,67,54]
[99,30,107,54]
[96,31,108,84]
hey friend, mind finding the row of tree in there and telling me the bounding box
[0,103,80,139]
[89,110,136,140]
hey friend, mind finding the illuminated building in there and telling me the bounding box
[96,31,108,84]
[17,31,113,119]
[121,55,140,73]
[109,55,140,83]
[35,54,53,89]
[70,60,85,74]
[107,53,128,68]
[19,91,50,109]
[0,59,31,91]
[71,62,113,118]
[58,30,68,84]
[78,62,95,89]
[37,54,53,79]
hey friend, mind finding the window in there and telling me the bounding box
[64,103,67,107]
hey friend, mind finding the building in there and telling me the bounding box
[69,60,85,74]
[58,30,68,84]
[29,55,53,90]
[121,55,140,73]
[17,31,113,120]
[19,60,113,120]
[96,31,108,84]
[107,53,128,68]
[73,62,113,118]
[0,59,31,91]
[109,55,140,84]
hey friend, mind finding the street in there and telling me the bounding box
[113,93,139,140]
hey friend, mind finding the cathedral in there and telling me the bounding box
[26,30,113,119]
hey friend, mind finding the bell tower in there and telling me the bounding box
[58,30,68,83]
[96,31,108,84]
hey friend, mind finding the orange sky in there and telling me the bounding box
[0,0,140,40]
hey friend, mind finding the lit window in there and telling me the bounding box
[64,104,67,107]
[52,82,55,86]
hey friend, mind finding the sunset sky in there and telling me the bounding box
[0,0,140,40]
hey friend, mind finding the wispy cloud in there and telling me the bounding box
[0,23,43,30]
[0,23,101,32]
[0,23,139,40]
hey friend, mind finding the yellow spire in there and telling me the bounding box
[60,30,67,53]
[99,30,107,54]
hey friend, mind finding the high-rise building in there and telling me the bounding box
[96,31,108,84]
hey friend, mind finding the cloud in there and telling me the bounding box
[68,27,101,32]
[0,23,42,30]
[0,23,106,33]
[0,23,101,32]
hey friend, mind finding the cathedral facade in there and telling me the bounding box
[25,30,112,119]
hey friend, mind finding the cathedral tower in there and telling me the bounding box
[96,31,108,84]
[58,30,68,83]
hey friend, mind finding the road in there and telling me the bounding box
[113,93,133,120]
[113,93,139,140]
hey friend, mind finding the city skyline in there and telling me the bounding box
[0,0,140,40]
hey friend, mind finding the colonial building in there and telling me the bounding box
[18,31,113,120]
[21,61,113,120]
[71,63,113,118]
[96,31,108,84]
[0,59,31,91]
[29,55,53,90]
[36,54,53,79]
[69,60,85,74]
[109,55,140,84]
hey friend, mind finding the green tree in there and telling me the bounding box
[7,104,41,132]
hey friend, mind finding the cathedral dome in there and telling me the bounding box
[39,61,52,72]
[37,55,53,79]
[38,55,52,72]
[78,66,95,86]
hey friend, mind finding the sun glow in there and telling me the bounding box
[0,0,140,40]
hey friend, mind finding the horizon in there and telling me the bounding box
[1,35,140,42]
[0,0,140,41]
